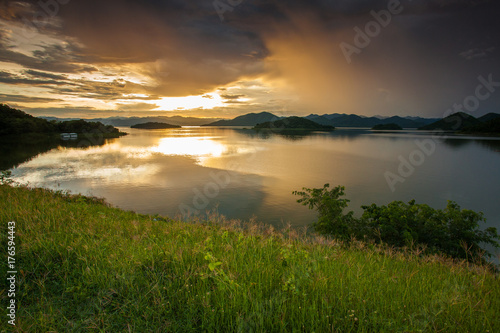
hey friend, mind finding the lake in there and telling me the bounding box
[7,127,500,235]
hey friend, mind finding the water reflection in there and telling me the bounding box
[6,128,500,239]
[441,139,473,149]
[475,139,500,153]
[0,135,112,170]
[236,128,369,141]
[151,137,227,158]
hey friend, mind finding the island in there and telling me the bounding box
[418,112,500,136]
[254,116,335,131]
[372,123,403,130]
[131,122,181,129]
[418,112,480,131]
[459,118,500,136]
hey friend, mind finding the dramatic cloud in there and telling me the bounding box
[0,70,64,85]
[116,102,160,112]
[0,93,61,103]
[0,0,499,118]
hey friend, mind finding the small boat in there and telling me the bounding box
[60,133,78,140]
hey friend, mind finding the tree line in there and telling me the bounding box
[0,104,120,136]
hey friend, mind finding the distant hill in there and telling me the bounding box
[418,112,481,131]
[0,104,55,135]
[460,118,500,135]
[40,112,443,129]
[331,114,381,127]
[478,113,500,122]
[41,115,218,127]
[306,114,379,127]
[304,115,337,126]
[0,104,124,137]
[203,112,280,126]
[372,123,402,130]
[313,113,348,120]
[131,122,181,129]
[305,113,438,128]
[382,116,428,128]
[254,117,334,131]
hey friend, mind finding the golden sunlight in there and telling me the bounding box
[150,137,227,158]
[155,93,224,111]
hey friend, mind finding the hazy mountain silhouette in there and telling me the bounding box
[254,116,334,131]
[203,112,280,126]
[478,113,500,122]
[419,112,481,131]
[41,115,217,127]
[306,113,438,128]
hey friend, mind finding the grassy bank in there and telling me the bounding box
[1,184,499,332]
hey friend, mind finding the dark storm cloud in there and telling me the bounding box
[22,105,101,118]
[221,94,245,100]
[116,102,160,111]
[0,1,33,21]
[0,70,65,85]
[24,69,67,80]
[0,39,97,73]
[47,78,150,101]
[0,93,62,103]
[1,0,500,116]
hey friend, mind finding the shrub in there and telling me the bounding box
[361,200,500,260]
[294,184,500,262]
[293,184,355,240]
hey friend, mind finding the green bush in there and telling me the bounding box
[294,184,500,262]
[293,184,355,239]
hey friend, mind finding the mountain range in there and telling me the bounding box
[305,114,440,128]
[202,112,279,126]
[41,115,219,127]
[203,112,440,128]
[254,116,335,131]
[39,111,499,129]
[418,112,500,131]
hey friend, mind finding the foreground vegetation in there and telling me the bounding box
[1,184,499,332]
[294,184,500,263]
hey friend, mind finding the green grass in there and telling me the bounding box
[1,184,499,332]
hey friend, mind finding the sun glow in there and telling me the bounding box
[150,137,227,159]
[155,93,224,111]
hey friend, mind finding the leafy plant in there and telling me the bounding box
[361,200,500,260]
[294,184,500,262]
[0,170,14,185]
[293,184,355,240]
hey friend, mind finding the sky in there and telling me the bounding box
[0,0,499,119]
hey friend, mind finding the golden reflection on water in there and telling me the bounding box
[150,137,227,159]
[7,128,500,233]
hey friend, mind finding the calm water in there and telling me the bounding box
[8,127,500,234]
